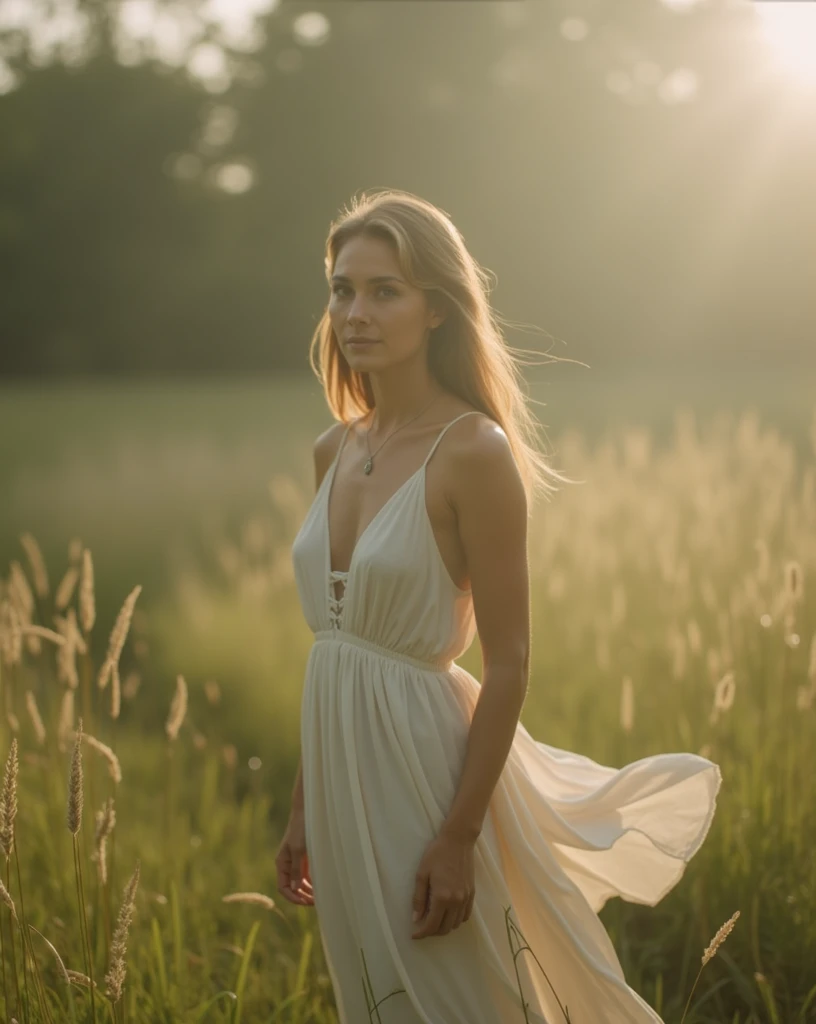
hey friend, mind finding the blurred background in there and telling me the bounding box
[1,2,816,1018]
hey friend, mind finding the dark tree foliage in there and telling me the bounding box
[0,1,811,376]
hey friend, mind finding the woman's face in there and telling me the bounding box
[328,234,442,371]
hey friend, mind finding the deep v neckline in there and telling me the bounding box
[322,410,482,609]
[324,453,423,582]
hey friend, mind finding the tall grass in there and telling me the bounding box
[0,406,812,1021]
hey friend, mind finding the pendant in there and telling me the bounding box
[364,457,373,475]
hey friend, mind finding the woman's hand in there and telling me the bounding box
[411,829,476,939]
[275,811,315,907]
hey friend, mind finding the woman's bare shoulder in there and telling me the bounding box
[312,419,352,490]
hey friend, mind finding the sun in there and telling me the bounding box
[753,2,816,83]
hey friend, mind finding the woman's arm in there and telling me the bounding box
[412,418,530,938]
[443,416,530,838]
[439,660,528,841]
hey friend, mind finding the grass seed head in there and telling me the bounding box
[67,719,84,834]
[702,910,740,966]
[0,738,19,858]
[111,662,122,719]
[165,674,188,741]
[222,892,277,911]
[54,565,80,611]
[106,585,142,668]
[79,548,96,633]
[20,532,49,599]
[10,561,35,618]
[0,599,23,667]
[78,732,122,785]
[105,861,141,1003]
[713,670,736,713]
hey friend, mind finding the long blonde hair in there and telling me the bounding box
[308,188,575,506]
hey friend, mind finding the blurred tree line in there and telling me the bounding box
[0,0,812,377]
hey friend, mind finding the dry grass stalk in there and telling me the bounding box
[702,910,740,965]
[98,585,142,690]
[714,671,736,710]
[58,690,75,753]
[54,565,80,612]
[105,861,141,1003]
[680,910,741,1023]
[66,969,97,989]
[54,621,79,690]
[165,674,188,741]
[0,737,19,858]
[79,549,96,634]
[0,876,18,922]
[68,537,83,564]
[710,670,737,724]
[20,532,49,599]
[66,608,87,655]
[24,691,46,746]
[28,924,71,985]
[92,797,116,886]
[204,679,221,706]
[111,662,121,720]
[67,719,84,835]
[73,731,122,785]
[10,561,42,657]
[620,675,634,733]
[19,624,66,647]
[6,711,19,734]
[222,892,277,911]
[0,598,23,667]
[10,560,35,617]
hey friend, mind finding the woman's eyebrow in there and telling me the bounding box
[330,274,404,284]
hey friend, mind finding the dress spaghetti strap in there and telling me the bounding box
[422,410,484,468]
[330,416,363,473]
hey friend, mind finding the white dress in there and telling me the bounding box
[291,410,721,1024]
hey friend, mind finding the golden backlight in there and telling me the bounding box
[753,1,816,83]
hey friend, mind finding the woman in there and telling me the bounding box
[276,189,721,1023]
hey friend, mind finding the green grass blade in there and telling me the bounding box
[232,920,260,1024]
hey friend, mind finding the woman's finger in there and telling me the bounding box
[448,904,466,932]
[436,907,458,936]
[412,892,444,939]
[462,890,475,922]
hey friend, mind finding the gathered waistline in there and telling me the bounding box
[313,629,454,673]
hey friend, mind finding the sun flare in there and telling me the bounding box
[753,2,816,83]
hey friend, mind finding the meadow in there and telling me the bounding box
[0,368,814,1022]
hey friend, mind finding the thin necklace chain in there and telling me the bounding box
[362,394,441,475]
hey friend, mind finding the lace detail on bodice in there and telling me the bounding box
[328,569,349,629]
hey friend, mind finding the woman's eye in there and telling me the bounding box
[331,286,397,298]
